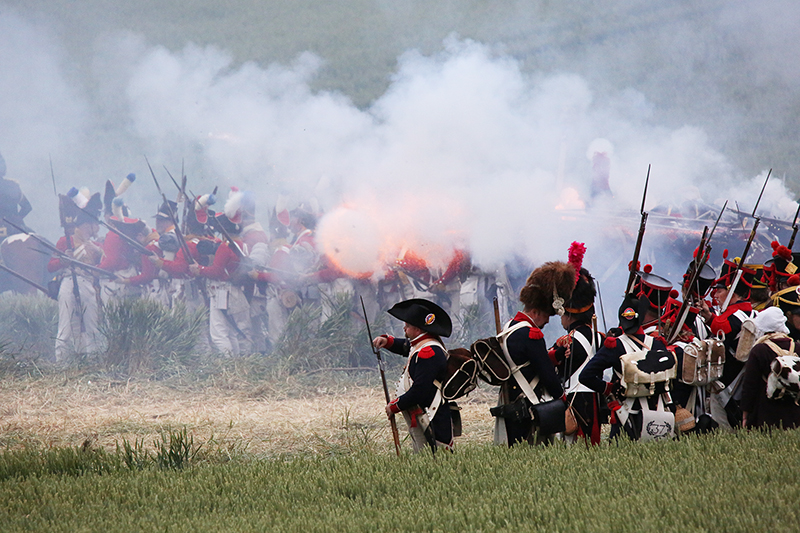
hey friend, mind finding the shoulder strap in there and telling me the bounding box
[566,330,595,394]
[497,321,547,405]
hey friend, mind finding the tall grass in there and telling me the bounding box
[273,294,385,374]
[0,293,57,372]
[2,430,800,531]
[98,299,205,373]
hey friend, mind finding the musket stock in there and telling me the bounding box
[360,296,402,457]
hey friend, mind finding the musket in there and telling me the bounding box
[493,297,502,334]
[49,156,57,196]
[2,218,114,279]
[0,264,53,298]
[146,156,196,267]
[720,171,771,312]
[163,163,191,236]
[625,165,650,295]
[595,280,608,332]
[705,200,728,247]
[721,217,761,312]
[29,247,115,278]
[360,296,402,457]
[665,225,709,344]
[211,214,246,259]
[787,200,800,249]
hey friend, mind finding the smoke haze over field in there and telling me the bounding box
[1,2,799,300]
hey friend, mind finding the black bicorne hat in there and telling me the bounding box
[618,294,649,334]
[387,298,452,337]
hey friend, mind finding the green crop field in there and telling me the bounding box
[1,430,799,532]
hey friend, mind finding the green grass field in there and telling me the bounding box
[2,430,799,532]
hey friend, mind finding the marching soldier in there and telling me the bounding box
[47,192,103,363]
[373,298,454,453]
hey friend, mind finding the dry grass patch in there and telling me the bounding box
[0,373,499,456]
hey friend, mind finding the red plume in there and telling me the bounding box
[568,241,586,284]
[670,289,679,299]
[789,274,800,287]
[774,244,793,261]
[644,264,653,274]
[722,249,729,259]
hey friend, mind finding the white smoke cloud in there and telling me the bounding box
[1,9,798,305]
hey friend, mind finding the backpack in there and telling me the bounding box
[618,335,676,398]
[438,348,479,401]
[680,337,725,386]
[763,335,800,403]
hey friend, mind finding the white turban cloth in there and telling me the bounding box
[752,307,790,339]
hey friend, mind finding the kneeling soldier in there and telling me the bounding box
[373,298,454,453]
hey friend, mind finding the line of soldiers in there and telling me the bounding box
[372,238,800,453]
[43,175,518,364]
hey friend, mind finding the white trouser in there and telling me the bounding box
[208,281,252,356]
[55,275,99,362]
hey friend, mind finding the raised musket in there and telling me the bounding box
[625,165,650,295]
[720,170,771,312]
[787,200,800,249]
[664,225,709,344]
[360,296,402,457]
[720,217,760,312]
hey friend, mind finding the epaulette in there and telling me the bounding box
[418,346,436,359]
[604,336,618,349]
[529,327,543,340]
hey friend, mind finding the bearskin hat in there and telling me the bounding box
[618,294,650,334]
[519,261,576,316]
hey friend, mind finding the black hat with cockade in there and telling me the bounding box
[388,298,452,337]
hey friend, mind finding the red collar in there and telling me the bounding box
[513,311,535,327]
[409,333,437,348]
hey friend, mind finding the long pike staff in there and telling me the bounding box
[360,296,402,457]
[626,165,650,295]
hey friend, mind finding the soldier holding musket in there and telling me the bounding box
[372,298,454,453]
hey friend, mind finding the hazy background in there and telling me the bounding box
[1,0,798,301]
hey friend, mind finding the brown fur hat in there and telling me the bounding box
[519,261,577,316]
